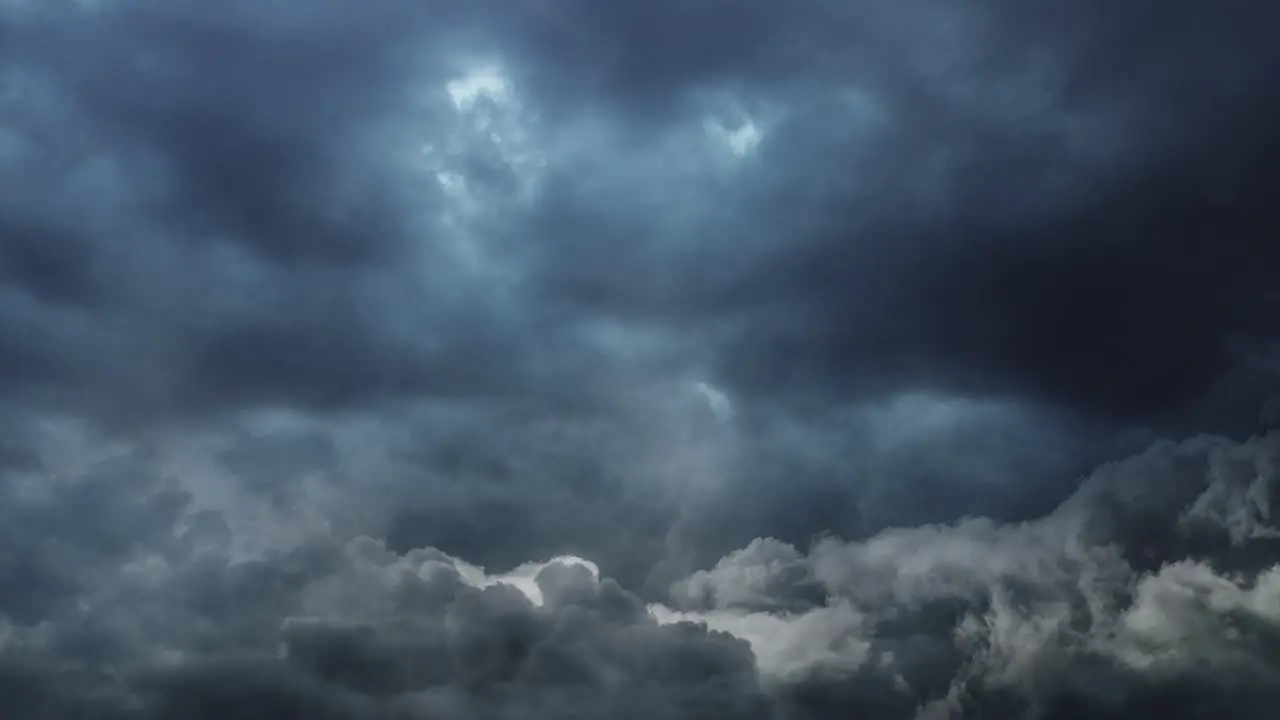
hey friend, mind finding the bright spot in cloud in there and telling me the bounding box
[695,380,734,421]
[705,117,764,157]
[864,391,1019,448]
[437,62,546,190]
[455,555,601,606]
[434,170,466,197]
[446,65,511,110]
[412,62,549,277]
[648,601,869,677]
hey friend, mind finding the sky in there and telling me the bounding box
[2,1,1280,718]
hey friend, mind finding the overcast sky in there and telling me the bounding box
[2,1,1280,718]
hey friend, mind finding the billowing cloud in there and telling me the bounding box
[659,431,1280,716]
[3,0,1279,428]
[2,424,1278,717]
[2,0,1279,718]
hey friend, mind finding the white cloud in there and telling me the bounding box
[649,600,869,678]
[694,380,734,421]
[446,65,511,111]
[705,117,764,157]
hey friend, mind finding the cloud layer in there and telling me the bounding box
[2,1,1279,718]
[3,424,1279,718]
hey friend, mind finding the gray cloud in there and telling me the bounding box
[3,0,1278,428]
[2,0,1279,718]
[659,431,1280,717]
[1,423,1278,718]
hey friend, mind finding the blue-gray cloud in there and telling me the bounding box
[2,1,1279,718]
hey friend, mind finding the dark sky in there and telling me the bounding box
[2,1,1279,718]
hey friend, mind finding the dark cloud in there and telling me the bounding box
[0,426,1278,718]
[3,0,1279,427]
[2,1,1280,718]
[0,0,536,425]
[502,0,1280,424]
[721,126,1280,422]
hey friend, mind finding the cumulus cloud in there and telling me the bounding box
[2,425,1279,718]
[2,0,1279,718]
[654,431,1280,717]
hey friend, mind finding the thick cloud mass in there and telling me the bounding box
[3,427,1279,718]
[2,1,1279,718]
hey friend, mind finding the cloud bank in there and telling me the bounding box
[3,425,1279,718]
[2,1,1279,718]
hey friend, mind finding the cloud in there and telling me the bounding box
[2,0,1278,431]
[652,430,1280,717]
[1,413,1278,718]
[2,1,1279,718]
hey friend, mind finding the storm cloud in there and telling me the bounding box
[1,0,1279,718]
